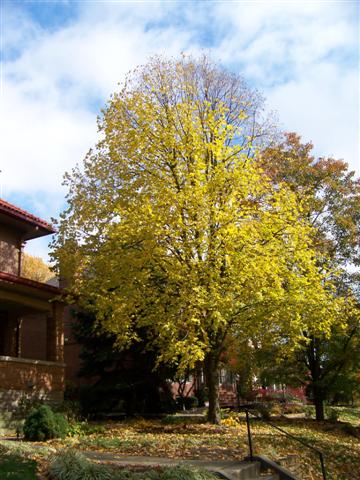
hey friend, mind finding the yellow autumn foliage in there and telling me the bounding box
[52,56,349,421]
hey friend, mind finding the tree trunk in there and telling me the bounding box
[313,385,325,421]
[204,352,221,424]
[306,336,325,421]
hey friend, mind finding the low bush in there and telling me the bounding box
[253,401,282,420]
[176,396,199,411]
[23,405,69,441]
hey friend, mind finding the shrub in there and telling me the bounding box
[49,449,112,480]
[57,399,83,422]
[253,401,284,420]
[17,394,44,418]
[23,405,69,441]
[176,396,199,411]
[255,403,272,420]
[303,406,314,419]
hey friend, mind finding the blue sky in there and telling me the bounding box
[1,0,359,260]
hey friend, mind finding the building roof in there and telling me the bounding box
[0,198,55,240]
[0,270,61,295]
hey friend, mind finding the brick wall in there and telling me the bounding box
[21,314,47,361]
[0,356,64,412]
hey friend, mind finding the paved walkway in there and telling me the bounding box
[82,451,268,479]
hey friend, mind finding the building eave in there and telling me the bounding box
[0,198,55,240]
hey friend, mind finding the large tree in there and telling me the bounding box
[53,56,343,423]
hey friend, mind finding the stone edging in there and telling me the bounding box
[0,355,65,368]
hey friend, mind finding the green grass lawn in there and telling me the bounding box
[0,448,37,480]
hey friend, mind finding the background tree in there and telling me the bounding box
[21,253,54,283]
[260,133,360,419]
[53,56,344,423]
[260,132,360,267]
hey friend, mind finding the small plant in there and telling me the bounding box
[219,408,230,419]
[48,451,218,480]
[270,402,283,417]
[255,403,272,420]
[57,399,83,422]
[221,416,239,427]
[325,407,340,422]
[68,420,106,437]
[49,449,112,480]
[23,405,69,441]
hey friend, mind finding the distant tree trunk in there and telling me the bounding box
[313,386,325,421]
[307,337,325,421]
[204,351,221,424]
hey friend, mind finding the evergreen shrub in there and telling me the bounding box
[23,405,69,441]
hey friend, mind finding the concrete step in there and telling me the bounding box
[257,477,279,480]
[185,460,261,480]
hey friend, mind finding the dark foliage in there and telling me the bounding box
[71,310,176,416]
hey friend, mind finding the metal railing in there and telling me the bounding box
[242,407,327,480]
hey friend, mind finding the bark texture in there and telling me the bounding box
[204,352,221,424]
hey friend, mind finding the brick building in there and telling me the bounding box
[0,199,65,413]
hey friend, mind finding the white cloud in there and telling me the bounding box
[1,81,97,193]
[0,3,200,198]
[210,0,359,172]
[266,64,359,171]
[0,0,358,261]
